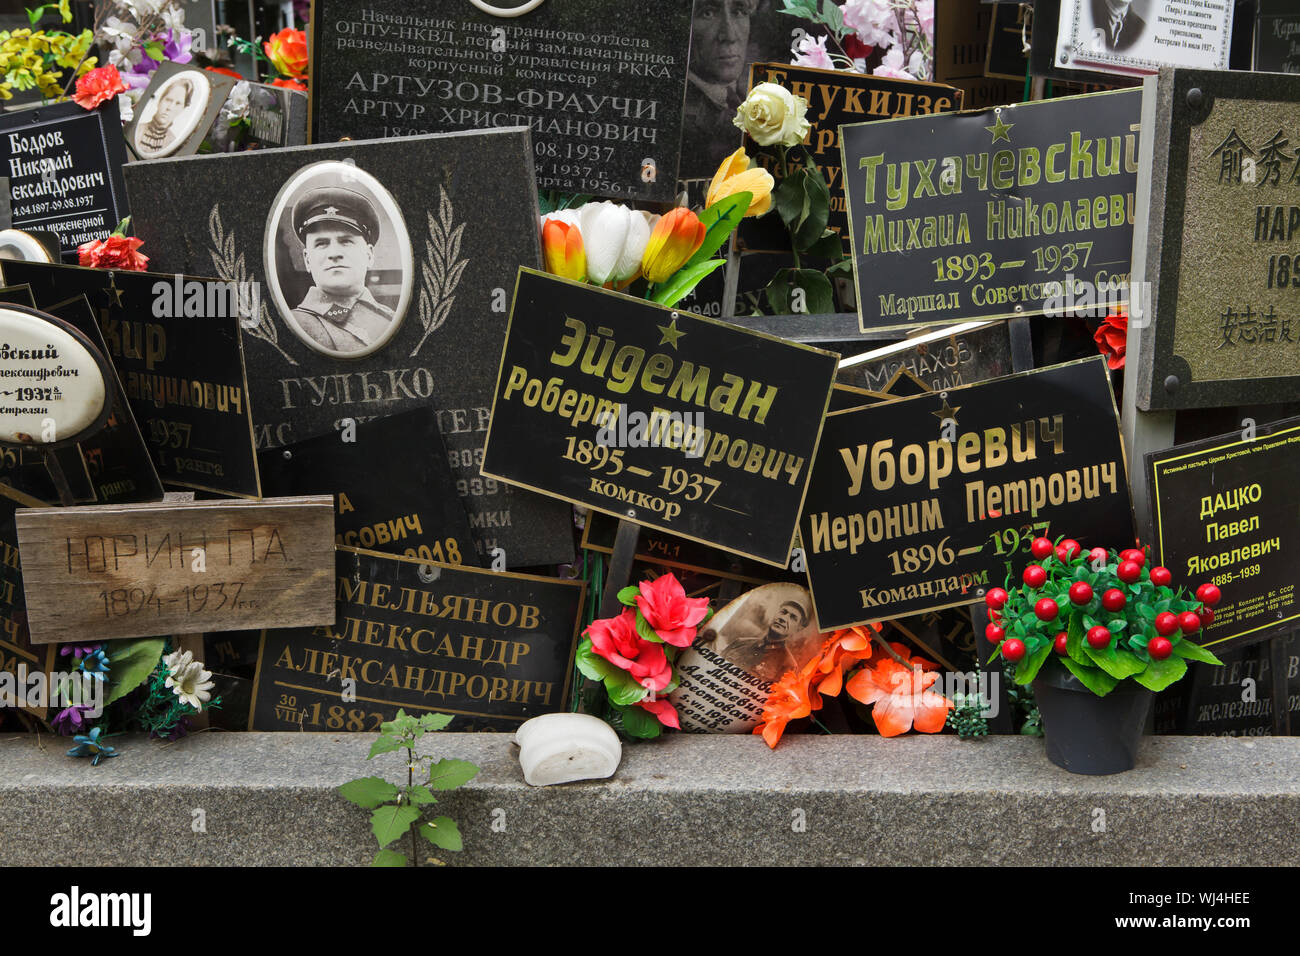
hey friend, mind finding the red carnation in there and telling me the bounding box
[72,64,128,111]
[77,234,148,272]
[1094,310,1128,370]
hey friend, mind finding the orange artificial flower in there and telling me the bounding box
[205,66,244,79]
[72,64,128,111]
[705,147,774,218]
[753,653,819,749]
[640,208,706,284]
[272,77,308,91]
[845,642,951,737]
[264,28,308,79]
[541,216,586,282]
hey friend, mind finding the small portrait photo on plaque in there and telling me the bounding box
[697,582,821,684]
[1086,0,1147,53]
[132,70,212,158]
[263,160,412,359]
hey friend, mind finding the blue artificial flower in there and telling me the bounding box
[66,727,118,766]
[77,648,111,682]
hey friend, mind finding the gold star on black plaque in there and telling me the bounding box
[986,113,1014,144]
[933,396,960,424]
[658,317,685,349]
[103,274,124,307]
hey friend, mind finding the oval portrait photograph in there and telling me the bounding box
[263,160,413,360]
[133,70,212,159]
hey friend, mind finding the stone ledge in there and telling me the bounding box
[1,732,1297,866]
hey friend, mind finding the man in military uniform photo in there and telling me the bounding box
[290,186,395,354]
[709,594,816,683]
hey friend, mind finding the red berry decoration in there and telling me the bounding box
[1068,581,1094,605]
[1179,611,1201,634]
[1199,607,1215,625]
[1101,588,1127,612]
[1148,637,1173,660]
[1002,638,1026,662]
[1087,625,1112,649]
[1035,597,1059,621]
[1155,612,1179,636]
[1023,564,1048,588]
[1117,560,1142,583]
[986,623,1005,642]
[989,608,1002,623]
[1056,539,1082,562]
[1030,537,1054,560]
[1196,583,1222,607]
[1088,546,1109,565]
[1054,632,1069,654]
[985,587,1009,610]
[1120,548,1146,568]
[1149,566,1172,587]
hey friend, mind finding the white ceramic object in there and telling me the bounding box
[514,713,621,786]
[0,229,54,263]
[0,307,106,445]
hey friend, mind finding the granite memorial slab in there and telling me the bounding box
[1254,1,1300,73]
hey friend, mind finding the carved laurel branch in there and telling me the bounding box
[208,203,297,366]
[410,187,469,358]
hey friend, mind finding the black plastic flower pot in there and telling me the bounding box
[1031,666,1154,775]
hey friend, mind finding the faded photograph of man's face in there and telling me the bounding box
[691,0,754,86]
[301,225,374,299]
[767,600,806,640]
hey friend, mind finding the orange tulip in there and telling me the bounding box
[640,208,706,284]
[541,216,586,282]
[706,147,774,218]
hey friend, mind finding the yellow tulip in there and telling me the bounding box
[641,208,706,284]
[706,147,774,218]
[541,214,586,283]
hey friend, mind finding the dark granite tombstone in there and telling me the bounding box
[1255,1,1300,73]
[199,79,308,154]
[934,0,1025,109]
[836,320,1014,393]
[0,100,130,262]
[122,129,573,565]
[1133,68,1300,411]
[310,0,693,201]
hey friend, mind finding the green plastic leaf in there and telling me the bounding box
[575,640,620,682]
[634,609,664,644]
[604,667,649,706]
[1082,641,1147,680]
[1065,612,1092,667]
[793,169,831,251]
[773,169,806,230]
[370,804,420,849]
[1059,657,1118,696]
[617,585,641,606]
[406,784,438,806]
[103,638,166,707]
[372,849,407,867]
[1132,655,1188,692]
[367,736,404,760]
[616,702,663,738]
[1172,640,1223,665]
[1013,640,1054,685]
[686,192,751,268]
[143,39,165,61]
[803,229,845,260]
[418,816,463,851]
[427,757,478,791]
[338,776,399,809]
[650,258,726,308]
[1107,618,1128,633]
[1136,603,1156,621]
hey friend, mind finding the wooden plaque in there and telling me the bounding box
[15,496,335,643]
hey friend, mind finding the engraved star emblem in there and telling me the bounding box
[933,396,960,424]
[657,317,685,349]
[103,276,123,307]
[986,114,1014,144]
[323,205,339,216]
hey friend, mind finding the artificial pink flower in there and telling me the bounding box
[793,34,835,70]
[637,697,681,729]
[586,608,673,691]
[635,573,710,647]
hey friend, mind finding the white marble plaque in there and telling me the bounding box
[0,306,107,445]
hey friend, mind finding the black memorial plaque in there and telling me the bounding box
[802,355,1136,628]
[0,100,130,262]
[0,484,55,716]
[0,261,259,498]
[1134,68,1300,411]
[1173,632,1299,736]
[837,321,1014,393]
[249,547,585,732]
[257,408,478,566]
[1255,1,1300,73]
[737,63,962,255]
[986,2,1032,81]
[122,130,573,565]
[310,0,693,201]
[1147,416,1300,653]
[483,270,838,567]
[842,88,1141,332]
[934,0,1025,110]
[201,80,308,154]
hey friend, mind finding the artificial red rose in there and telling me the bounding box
[271,77,307,91]
[637,697,681,730]
[635,572,709,647]
[586,608,672,691]
[843,35,874,61]
[77,234,148,271]
[1094,310,1127,369]
[72,64,128,111]
[205,66,244,79]
[264,28,309,79]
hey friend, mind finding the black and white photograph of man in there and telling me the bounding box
[132,71,211,159]
[698,582,822,684]
[1088,0,1148,53]
[264,161,412,359]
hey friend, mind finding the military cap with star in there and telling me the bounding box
[292,186,380,246]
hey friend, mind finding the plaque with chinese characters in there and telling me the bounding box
[1134,68,1300,410]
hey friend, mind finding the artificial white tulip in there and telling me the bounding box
[577,202,657,285]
